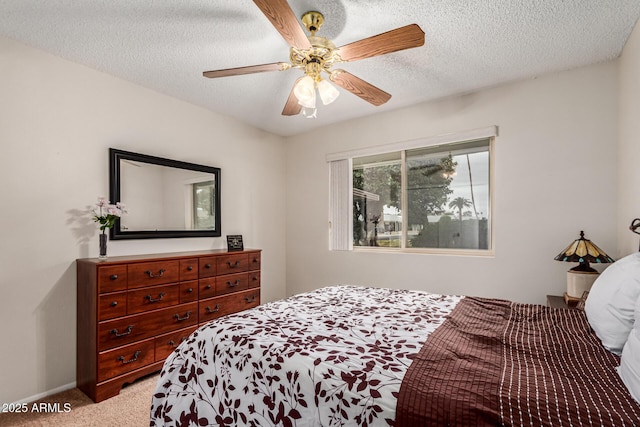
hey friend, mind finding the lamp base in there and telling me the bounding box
[566,270,598,298]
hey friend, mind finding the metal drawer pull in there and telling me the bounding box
[187,266,193,271]
[110,325,133,337]
[145,292,165,303]
[174,311,191,321]
[186,288,193,293]
[110,301,118,307]
[205,263,212,269]
[168,337,188,348]
[145,269,165,278]
[117,350,141,365]
[110,274,118,280]
[244,295,257,303]
[227,261,240,268]
[227,280,240,287]
[205,284,212,289]
[205,304,220,314]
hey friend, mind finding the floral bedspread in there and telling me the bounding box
[150,285,461,427]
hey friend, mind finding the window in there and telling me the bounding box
[192,180,216,230]
[329,127,495,254]
[353,152,402,248]
[404,140,490,250]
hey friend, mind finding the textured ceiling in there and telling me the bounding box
[1,1,639,137]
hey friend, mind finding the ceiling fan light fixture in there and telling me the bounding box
[293,75,316,108]
[317,79,339,105]
[301,107,317,119]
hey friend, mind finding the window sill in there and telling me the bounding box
[352,246,495,257]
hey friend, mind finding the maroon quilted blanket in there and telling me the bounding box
[396,297,640,426]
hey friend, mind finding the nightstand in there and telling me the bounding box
[546,294,580,310]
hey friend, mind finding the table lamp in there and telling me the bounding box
[554,230,614,302]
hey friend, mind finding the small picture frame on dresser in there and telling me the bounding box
[226,235,244,251]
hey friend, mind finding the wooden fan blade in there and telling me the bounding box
[330,70,391,106]
[337,24,425,62]
[282,78,303,116]
[253,0,312,49]
[203,62,288,78]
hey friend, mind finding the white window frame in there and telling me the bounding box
[328,126,497,256]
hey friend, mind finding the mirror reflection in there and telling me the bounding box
[109,149,221,239]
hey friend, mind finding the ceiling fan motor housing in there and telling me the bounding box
[290,35,339,78]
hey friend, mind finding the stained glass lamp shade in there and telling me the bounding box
[554,230,615,298]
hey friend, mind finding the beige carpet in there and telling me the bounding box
[0,374,158,426]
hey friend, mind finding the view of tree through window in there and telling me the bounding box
[352,139,491,251]
[353,153,401,247]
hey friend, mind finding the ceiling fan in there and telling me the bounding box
[203,0,425,117]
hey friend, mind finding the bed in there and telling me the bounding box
[149,284,640,426]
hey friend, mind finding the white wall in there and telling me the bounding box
[285,61,619,305]
[0,36,287,404]
[618,19,640,256]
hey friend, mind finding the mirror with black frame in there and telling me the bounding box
[109,148,221,239]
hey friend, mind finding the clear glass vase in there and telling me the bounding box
[99,234,108,259]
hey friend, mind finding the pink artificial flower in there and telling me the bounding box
[96,197,109,207]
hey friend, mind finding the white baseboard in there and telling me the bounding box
[12,381,77,405]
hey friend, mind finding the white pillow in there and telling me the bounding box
[618,296,640,403]
[585,252,640,355]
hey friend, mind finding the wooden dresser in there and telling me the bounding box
[76,249,261,402]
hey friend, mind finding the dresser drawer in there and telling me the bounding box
[97,338,155,382]
[179,258,199,281]
[154,325,198,362]
[199,277,216,300]
[199,257,218,278]
[128,261,179,289]
[199,289,260,324]
[98,265,128,293]
[216,273,249,296]
[179,280,198,303]
[248,252,261,271]
[98,302,197,351]
[217,253,249,275]
[127,284,180,315]
[248,271,260,289]
[99,292,128,321]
